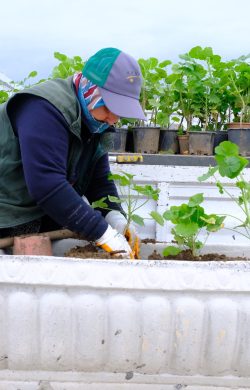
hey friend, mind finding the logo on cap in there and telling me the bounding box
[126,75,140,83]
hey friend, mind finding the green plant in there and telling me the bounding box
[138,57,172,126]
[0,90,9,104]
[177,126,184,136]
[198,141,250,239]
[213,55,250,124]
[92,171,160,231]
[51,52,84,79]
[0,70,38,104]
[169,51,206,131]
[151,193,225,257]
[187,46,229,130]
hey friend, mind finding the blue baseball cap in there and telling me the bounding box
[82,48,146,120]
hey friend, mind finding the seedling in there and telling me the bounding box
[92,171,160,232]
[198,141,250,239]
[151,193,225,257]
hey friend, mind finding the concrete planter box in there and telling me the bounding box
[0,242,250,389]
[0,162,249,388]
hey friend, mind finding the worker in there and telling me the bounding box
[0,48,146,258]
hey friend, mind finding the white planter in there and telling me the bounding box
[0,242,250,389]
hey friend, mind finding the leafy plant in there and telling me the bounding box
[177,125,184,136]
[151,193,225,257]
[0,70,38,104]
[187,46,229,130]
[51,52,84,79]
[169,52,207,131]
[138,57,172,126]
[92,171,160,231]
[0,90,9,104]
[198,141,250,239]
[213,55,250,124]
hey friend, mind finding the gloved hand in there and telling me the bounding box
[105,210,140,258]
[95,225,134,259]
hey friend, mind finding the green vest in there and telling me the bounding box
[0,76,105,228]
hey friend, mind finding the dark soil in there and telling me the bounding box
[148,249,247,262]
[65,245,247,261]
[141,238,157,244]
[65,244,123,260]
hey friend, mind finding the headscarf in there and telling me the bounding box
[73,73,110,134]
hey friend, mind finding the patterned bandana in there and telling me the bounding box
[73,73,110,134]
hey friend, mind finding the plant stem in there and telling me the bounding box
[218,213,245,223]
[239,173,250,226]
[229,74,246,123]
[127,183,132,226]
[132,198,150,213]
[223,227,250,240]
[214,176,247,215]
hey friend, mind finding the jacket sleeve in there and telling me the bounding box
[7,94,108,240]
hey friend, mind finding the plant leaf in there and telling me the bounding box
[133,185,160,200]
[131,214,144,226]
[91,197,108,209]
[107,195,122,203]
[150,211,165,226]
[175,222,199,237]
[215,140,240,156]
[198,166,218,182]
[216,155,248,178]
[188,193,204,207]
[28,71,38,78]
[54,52,68,61]
[108,173,130,186]
[163,246,182,256]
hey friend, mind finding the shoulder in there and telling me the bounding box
[8,94,68,134]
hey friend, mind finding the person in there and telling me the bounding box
[0,47,146,258]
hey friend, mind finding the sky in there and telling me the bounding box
[1,0,250,82]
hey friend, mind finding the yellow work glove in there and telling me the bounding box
[95,225,134,259]
[105,210,140,259]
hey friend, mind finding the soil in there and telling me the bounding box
[148,249,247,262]
[141,238,157,244]
[65,244,123,260]
[65,245,247,261]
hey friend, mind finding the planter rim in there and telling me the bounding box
[227,122,250,129]
[113,128,128,132]
[1,243,250,291]
[178,134,189,138]
[160,127,179,131]
[188,130,216,134]
[132,126,160,130]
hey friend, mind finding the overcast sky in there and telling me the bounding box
[1,0,250,81]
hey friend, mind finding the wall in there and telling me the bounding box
[110,162,250,246]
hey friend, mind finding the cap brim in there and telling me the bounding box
[99,87,146,121]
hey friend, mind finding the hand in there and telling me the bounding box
[105,210,140,258]
[124,227,140,259]
[95,225,134,259]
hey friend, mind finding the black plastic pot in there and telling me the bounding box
[159,129,180,154]
[132,127,160,154]
[189,131,215,155]
[125,129,134,152]
[228,123,250,156]
[213,130,228,152]
[101,128,128,153]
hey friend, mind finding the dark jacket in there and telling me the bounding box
[0,76,116,239]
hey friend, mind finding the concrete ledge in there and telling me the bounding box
[109,152,250,167]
